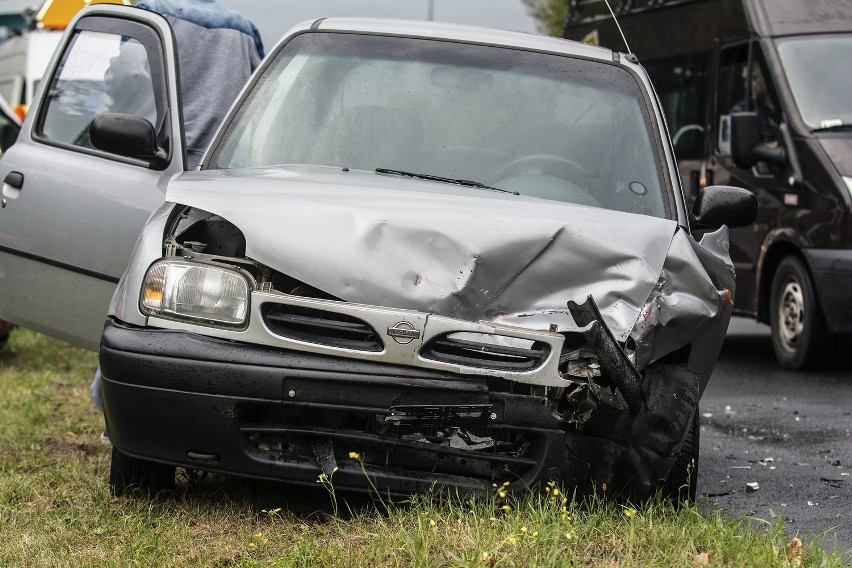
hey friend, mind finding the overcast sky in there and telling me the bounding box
[216,0,540,50]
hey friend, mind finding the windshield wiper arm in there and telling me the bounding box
[376,168,519,195]
[812,123,852,133]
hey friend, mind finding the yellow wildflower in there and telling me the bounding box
[623,508,638,519]
[501,505,511,511]
[429,519,436,527]
[348,451,361,459]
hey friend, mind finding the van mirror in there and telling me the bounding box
[90,112,159,161]
[730,112,788,169]
[691,185,758,229]
[730,112,760,168]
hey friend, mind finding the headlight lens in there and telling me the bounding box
[844,176,852,200]
[140,260,250,327]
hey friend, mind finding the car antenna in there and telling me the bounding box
[602,0,632,54]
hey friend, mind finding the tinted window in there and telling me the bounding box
[715,43,781,157]
[644,53,709,161]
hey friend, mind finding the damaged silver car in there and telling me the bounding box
[0,7,757,500]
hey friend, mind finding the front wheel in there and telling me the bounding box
[109,447,175,496]
[769,256,826,370]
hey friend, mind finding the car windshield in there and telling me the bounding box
[211,33,670,218]
[776,34,852,131]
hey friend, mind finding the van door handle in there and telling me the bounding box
[2,171,24,207]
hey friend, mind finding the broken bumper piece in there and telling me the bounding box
[100,320,580,496]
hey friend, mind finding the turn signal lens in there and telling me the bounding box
[140,260,250,328]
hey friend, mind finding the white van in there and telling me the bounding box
[0,29,62,111]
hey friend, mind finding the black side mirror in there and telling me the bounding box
[730,112,760,168]
[0,120,19,152]
[730,112,787,168]
[691,185,758,229]
[90,112,162,163]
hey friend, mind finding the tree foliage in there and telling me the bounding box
[521,0,569,37]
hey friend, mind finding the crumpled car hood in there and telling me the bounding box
[168,165,686,342]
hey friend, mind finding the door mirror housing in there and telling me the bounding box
[730,112,787,168]
[90,112,162,163]
[691,185,758,229]
[730,112,760,168]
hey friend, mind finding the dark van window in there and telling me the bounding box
[644,53,709,161]
[715,43,782,158]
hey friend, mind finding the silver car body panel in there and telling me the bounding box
[108,164,732,385]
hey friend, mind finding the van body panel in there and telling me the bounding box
[748,0,852,37]
[0,30,63,107]
[817,136,852,178]
[803,249,852,333]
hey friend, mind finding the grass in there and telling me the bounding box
[0,328,847,567]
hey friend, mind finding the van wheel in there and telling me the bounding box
[769,256,826,370]
[661,411,699,503]
[109,447,175,496]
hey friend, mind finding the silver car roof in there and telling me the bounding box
[281,17,617,63]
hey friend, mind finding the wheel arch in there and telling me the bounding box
[756,231,811,325]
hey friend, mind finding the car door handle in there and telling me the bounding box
[4,171,23,189]
[2,171,23,206]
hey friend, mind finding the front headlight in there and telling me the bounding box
[140,260,251,328]
[844,176,852,200]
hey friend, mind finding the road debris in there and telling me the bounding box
[745,482,759,492]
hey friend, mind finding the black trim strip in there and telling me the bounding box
[0,244,120,284]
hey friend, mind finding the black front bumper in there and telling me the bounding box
[99,319,588,496]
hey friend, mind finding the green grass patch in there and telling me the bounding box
[0,329,846,566]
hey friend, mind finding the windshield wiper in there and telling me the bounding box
[375,168,519,195]
[812,123,852,133]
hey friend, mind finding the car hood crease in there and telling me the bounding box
[167,166,681,341]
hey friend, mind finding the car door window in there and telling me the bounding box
[35,19,168,158]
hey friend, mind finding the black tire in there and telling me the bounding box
[662,411,699,503]
[109,446,175,496]
[769,256,827,370]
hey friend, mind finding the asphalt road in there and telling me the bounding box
[698,317,851,553]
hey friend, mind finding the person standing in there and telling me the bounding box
[136,0,264,168]
[91,0,264,425]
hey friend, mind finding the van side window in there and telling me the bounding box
[644,53,709,161]
[715,43,782,160]
[35,25,166,158]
